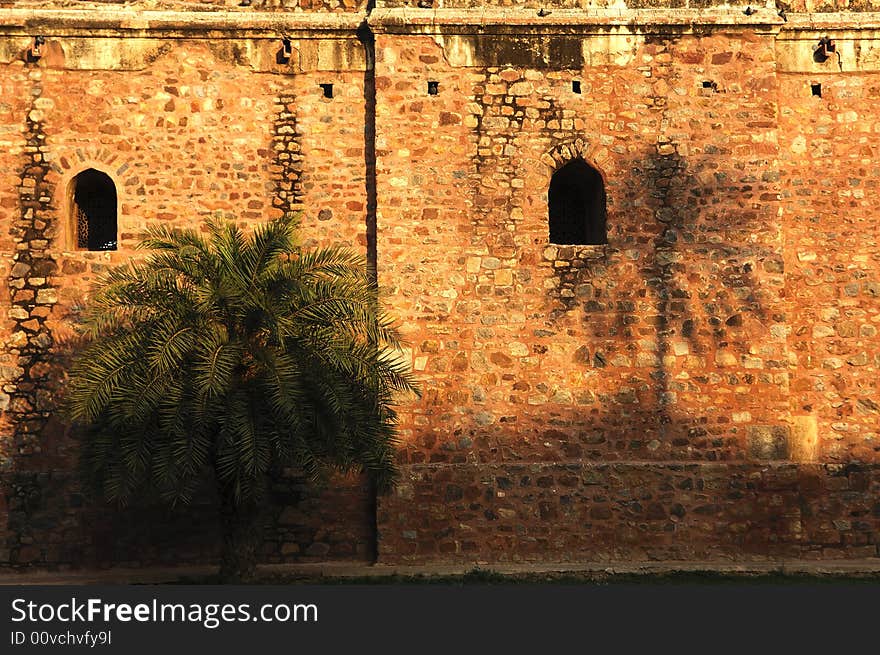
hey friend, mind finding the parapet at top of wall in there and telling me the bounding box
[0,0,367,12]
[371,0,880,11]
[4,0,880,12]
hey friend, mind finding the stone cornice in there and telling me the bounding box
[785,11,880,30]
[2,8,880,39]
[368,7,785,35]
[0,8,363,37]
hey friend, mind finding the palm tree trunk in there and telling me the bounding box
[217,485,262,583]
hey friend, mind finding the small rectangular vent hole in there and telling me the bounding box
[811,83,822,97]
[427,81,439,96]
[572,80,581,94]
[320,83,333,99]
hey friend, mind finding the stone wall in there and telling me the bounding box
[1,469,373,567]
[372,16,880,563]
[378,463,880,562]
[0,7,878,569]
[779,72,880,464]
[2,1,367,12]
[0,19,377,568]
[375,30,788,466]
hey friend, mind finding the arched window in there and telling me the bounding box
[71,169,117,251]
[548,158,606,245]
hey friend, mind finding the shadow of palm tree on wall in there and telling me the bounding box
[632,147,781,460]
[527,143,784,465]
[386,140,804,563]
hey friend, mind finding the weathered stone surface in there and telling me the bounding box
[378,462,880,563]
[747,426,791,461]
[0,11,878,570]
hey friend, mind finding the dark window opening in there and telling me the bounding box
[72,169,117,251]
[811,83,822,97]
[572,80,581,94]
[548,158,606,245]
[427,80,439,96]
[320,83,334,99]
[277,38,292,64]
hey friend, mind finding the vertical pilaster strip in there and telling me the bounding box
[270,92,303,219]
[8,69,58,462]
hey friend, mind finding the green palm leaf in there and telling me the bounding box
[66,213,419,510]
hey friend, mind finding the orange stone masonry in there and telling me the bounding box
[0,4,878,568]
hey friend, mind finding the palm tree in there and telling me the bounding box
[65,215,418,581]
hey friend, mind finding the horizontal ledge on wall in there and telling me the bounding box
[394,461,880,471]
[4,8,880,38]
[369,8,785,34]
[368,9,880,35]
[369,7,785,31]
[0,8,364,37]
[784,11,880,30]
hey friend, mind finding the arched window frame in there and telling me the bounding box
[548,157,607,246]
[67,168,118,252]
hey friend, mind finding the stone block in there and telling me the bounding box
[747,426,791,461]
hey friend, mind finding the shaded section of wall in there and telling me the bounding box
[0,64,30,469]
[378,462,880,563]
[357,19,378,283]
[0,470,372,568]
[7,67,62,471]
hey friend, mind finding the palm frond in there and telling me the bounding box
[66,215,419,509]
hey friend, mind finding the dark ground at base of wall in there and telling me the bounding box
[2,560,880,585]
